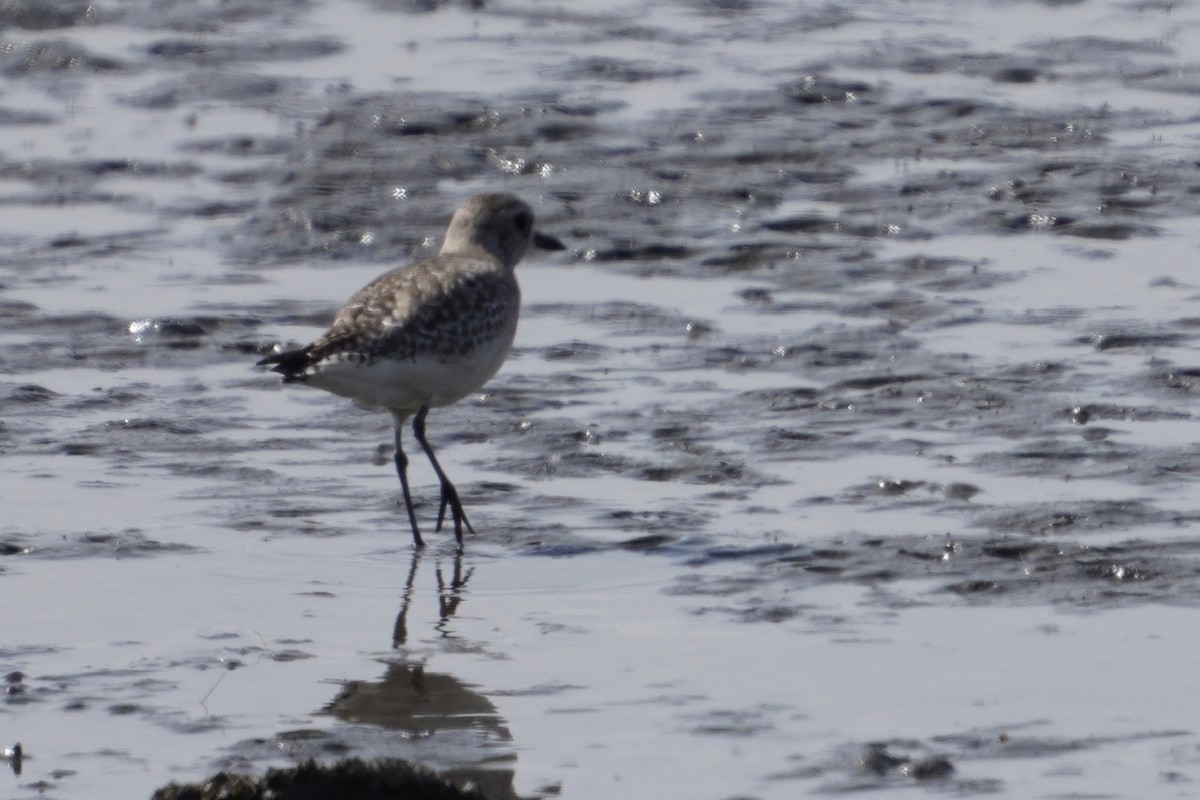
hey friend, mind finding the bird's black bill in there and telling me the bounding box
[533,231,567,251]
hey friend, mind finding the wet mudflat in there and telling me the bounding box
[4,0,1200,797]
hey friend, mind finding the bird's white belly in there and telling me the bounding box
[306,334,513,414]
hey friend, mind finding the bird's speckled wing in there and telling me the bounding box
[292,254,518,375]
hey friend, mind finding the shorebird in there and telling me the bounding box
[258,193,565,547]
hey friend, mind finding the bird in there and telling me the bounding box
[257,193,565,548]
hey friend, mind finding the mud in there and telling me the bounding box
[4,0,1200,797]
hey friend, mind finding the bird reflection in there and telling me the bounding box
[326,548,512,799]
[323,660,516,800]
[393,547,474,647]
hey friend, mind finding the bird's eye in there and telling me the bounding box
[513,211,533,235]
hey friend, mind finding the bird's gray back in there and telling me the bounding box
[309,253,519,368]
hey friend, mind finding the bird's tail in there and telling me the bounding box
[256,346,314,383]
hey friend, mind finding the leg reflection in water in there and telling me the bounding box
[393,547,474,648]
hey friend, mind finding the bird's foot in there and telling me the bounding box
[435,483,475,543]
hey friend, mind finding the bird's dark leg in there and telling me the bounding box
[393,422,424,548]
[412,405,475,545]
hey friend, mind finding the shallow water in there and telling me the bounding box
[4,0,1200,797]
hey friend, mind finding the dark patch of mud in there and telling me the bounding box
[0,529,199,561]
[150,757,488,800]
[805,725,1184,793]
[0,37,124,75]
[226,81,1172,278]
[672,531,1200,621]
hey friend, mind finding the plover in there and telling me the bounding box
[258,193,565,548]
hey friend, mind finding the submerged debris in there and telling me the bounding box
[3,742,21,776]
[150,758,487,800]
[861,742,955,781]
